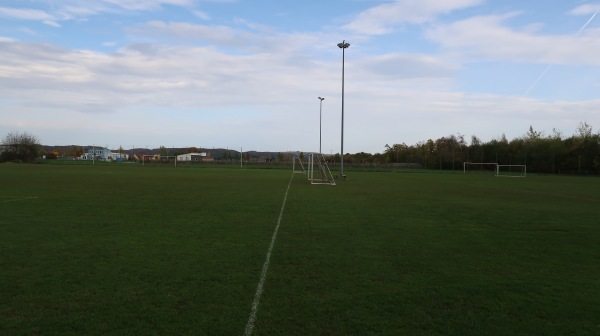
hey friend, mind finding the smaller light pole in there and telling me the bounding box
[318,97,325,154]
[337,40,350,178]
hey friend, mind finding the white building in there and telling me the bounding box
[176,152,207,162]
[110,152,129,161]
[80,147,111,160]
[80,147,128,161]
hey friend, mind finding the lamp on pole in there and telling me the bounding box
[318,97,325,154]
[337,40,350,178]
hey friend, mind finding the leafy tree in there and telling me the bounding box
[51,148,63,157]
[566,122,600,174]
[159,146,168,157]
[525,125,543,142]
[373,121,600,174]
[66,146,84,157]
[384,143,410,163]
[352,152,374,164]
[45,151,59,159]
[1,132,41,162]
[576,121,593,139]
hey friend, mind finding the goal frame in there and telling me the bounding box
[307,153,336,185]
[495,164,527,177]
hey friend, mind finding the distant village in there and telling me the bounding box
[41,145,301,163]
[74,146,212,163]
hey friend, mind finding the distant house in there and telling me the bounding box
[132,154,152,162]
[177,152,207,162]
[110,152,129,161]
[79,147,128,161]
[80,147,111,160]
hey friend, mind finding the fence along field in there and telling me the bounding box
[1,163,599,335]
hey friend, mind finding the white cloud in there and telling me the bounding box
[129,20,324,56]
[42,20,61,28]
[0,1,199,26]
[101,0,193,11]
[0,7,53,20]
[2,34,599,152]
[359,53,459,79]
[425,13,600,65]
[193,10,210,21]
[343,0,482,35]
[570,4,600,15]
[136,21,238,44]
[0,37,327,114]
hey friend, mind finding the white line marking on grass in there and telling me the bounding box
[1,196,38,203]
[243,173,294,336]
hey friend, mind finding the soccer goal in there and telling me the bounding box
[292,157,306,174]
[308,153,336,185]
[496,165,527,177]
[463,162,498,174]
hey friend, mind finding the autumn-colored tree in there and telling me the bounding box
[45,151,59,159]
[51,148,63,157]
[66,146,84,157]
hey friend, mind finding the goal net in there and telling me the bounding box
[292,157,306,174]
[308,153,336,185]
[463,162,498,174]
[496,165,526,177]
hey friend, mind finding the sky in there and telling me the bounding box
[1,0,600,153]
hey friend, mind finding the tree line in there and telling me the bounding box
[3,122,600,174]
[337,122,600,175]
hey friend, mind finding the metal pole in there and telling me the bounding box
[337,40,350,178]
[318,97,324,154]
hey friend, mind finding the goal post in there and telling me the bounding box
[463,162,498,174]
[496,165,527,177]
[292,157,306,174]
[308,153,336,185]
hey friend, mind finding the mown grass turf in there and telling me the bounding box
[1,164,599,335]
[1,164,289,335]
[260,171,600,335]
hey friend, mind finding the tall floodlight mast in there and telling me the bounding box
[337,40,350,178]
[318,97,325,154]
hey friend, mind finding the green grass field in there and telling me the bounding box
[1,163,599,335]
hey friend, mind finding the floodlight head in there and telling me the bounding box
[318,97,324,101]
[337,41,350,49]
